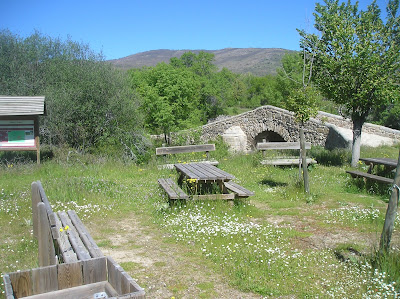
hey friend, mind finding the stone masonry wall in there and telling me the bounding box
[202,106,329,150]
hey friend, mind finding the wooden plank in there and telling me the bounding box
[224,181,254,197]
[346,170,393,184]
[36,181,53,214]
[58,261,83,290]
[107,256,121,294]
[261,158,317,166]
[2,274,15,299]
[37,202,57,267]
[67,210,103,258]
[175,163,207,180]
[54,213,78,263]
[58,211,91,261]
[257,142,311,150]
[156,144,215,155]
[188,163,219,180]
[158,179,188,200]
[22,281,111,299]
[9,270,32,298]
[31,265,58,295]
[31,181,41,239]
[82,257,107,285]
[195,163,235,180]
[191,194,235,200]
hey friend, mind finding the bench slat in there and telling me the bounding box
[158,178,188,200]
[58,211,92,261]
[257,142,311,150]
[54,214,78,263]
[346,170,393,184]
[224,181,254,197]
[261,158,317,166]
[68,210,104,258]
[156,144,215,155]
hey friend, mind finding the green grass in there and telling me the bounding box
[0,145,399,298]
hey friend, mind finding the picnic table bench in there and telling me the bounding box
[158,162,254,201]
[256,141,317,166]
[2,181,145,299]
[346,157,396,185]
[156,144,218,169]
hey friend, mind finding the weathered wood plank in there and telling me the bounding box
[156,144,215,155]
[54,213,78,263]
[21,281,112,299]
[57,261,83,290]
[191,194,235,200]
[2,274,15,299]
[82,257,107,285]
[67,210,103,258]
[107,256,121,294]
[346,170,393,184]
[224,181,254,197]
[31,265,58,294]
[31,182,41,239]
[257,142,311,150]
[37,202,57,267]
[261,158,317,166]
[9,270,32,298]
[158,178,188,200]
[58,211,91,261]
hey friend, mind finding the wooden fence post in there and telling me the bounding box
[31,181,40,239]
[37,202,56,267]
[380,149,400,252]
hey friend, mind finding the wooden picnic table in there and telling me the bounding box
[359,157,397,173]
[346,157,397,185]
[173,162,238,200]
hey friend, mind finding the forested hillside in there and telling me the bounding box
[109,48,292,76]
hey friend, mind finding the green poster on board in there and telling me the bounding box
[8,130,25,142]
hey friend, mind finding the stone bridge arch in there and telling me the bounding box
[201,106,329,152]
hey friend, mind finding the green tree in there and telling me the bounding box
[299,0,400,166]
[130,63,201,142]
[0,30,145,159]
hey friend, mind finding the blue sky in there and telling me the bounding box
[0,0,390,60]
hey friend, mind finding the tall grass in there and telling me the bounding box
[0,145,399,298]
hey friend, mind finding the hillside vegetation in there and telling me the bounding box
[109,48,293,76]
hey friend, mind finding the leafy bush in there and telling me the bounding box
[309,146,351,166]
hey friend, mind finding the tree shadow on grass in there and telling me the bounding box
[259,179,288,187]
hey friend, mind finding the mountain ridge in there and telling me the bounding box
[108,48,295,76]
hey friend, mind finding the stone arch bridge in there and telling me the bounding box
[200,105,400,152]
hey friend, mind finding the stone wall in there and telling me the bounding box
[202,106,329,151]
[316,111,400,142]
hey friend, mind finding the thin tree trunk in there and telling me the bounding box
[351,118,364,167]
[379,149,400,252]
[299,124,310,194]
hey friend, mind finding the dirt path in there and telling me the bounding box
[91,214,263,299]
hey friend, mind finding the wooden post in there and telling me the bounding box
[34,116,40,165]
[37,202,56,267]
[299,125,310,194]
[31,181,40,239]
[380,149,400,252]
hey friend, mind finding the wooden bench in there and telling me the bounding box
[256,141,317,166]
[156,144,218,169]
[224,181,254,198]
[346,170,394,184]
[2,181,145,298]
[158,178,189,200]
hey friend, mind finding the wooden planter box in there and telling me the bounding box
[3,256,145,299]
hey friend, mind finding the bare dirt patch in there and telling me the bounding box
[90,214,262,299]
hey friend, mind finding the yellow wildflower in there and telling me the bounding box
[59,228,64,232]
[64,225,69,230]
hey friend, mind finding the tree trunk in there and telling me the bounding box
[379,149,400,253]
[351,118,364,167]
[299,124,310,194]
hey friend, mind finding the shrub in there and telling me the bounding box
[310,146,351,166]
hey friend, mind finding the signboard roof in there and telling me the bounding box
[0,96,45,116]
